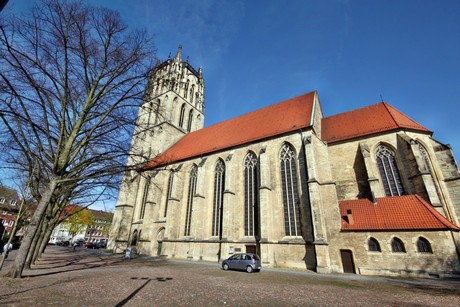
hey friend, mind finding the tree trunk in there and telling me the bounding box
[3,177,58,278]
[26,217,46,269]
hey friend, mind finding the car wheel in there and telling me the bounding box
[223,263,229,271]
[246,265,253,273]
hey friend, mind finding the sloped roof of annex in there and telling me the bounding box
[340,195,460,231]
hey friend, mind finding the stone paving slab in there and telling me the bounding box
[1,246,460,306]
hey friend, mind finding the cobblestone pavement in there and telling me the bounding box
[1,246,460,306]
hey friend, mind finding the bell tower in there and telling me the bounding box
[108,46,205,252]
[134,45,205,160]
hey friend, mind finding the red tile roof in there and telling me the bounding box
[322,102,432,143]
[144,91,316,169]
[340,195,460,231]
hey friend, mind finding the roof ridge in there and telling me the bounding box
[381,102,399,128]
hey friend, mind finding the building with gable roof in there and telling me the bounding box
[109,47,460,277]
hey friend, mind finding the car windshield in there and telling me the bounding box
[252,254,260,261]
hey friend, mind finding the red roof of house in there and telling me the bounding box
[144,91,316,169]
[322,102,432,143]
[340,195,460,231]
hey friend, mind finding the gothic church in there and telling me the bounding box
[109,47,460,277]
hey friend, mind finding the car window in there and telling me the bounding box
[245,255,251,260]
[229,254,238,260]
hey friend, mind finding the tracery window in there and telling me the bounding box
[391,237,406,253]
[212,159,225,237]
[164,171,174,217]
[280,144,301,236]
[179,104,186,128]
[244,152,258,237]
[184,165,197,236]
[417,237,433,253]
[376,144,405,196]
[368,237,381,252]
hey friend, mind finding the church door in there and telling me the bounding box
[156,228,165,256]
[340,250,356,273]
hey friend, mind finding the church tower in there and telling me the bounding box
[108,46,204,252]
[135,45,205,160]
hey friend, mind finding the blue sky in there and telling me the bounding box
[110,0,460,151]
[5,0,460,208]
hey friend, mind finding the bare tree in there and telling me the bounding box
[0,0,156,278]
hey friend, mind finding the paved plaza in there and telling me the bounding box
[1,246,459,306]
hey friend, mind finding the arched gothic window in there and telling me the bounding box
[131,230,138,246]
[244,152,259,237]
[368,237,381,252]
[190,85,195,104]
[212,159,225,237]
[391,237,406,253]
[417,237,433,253]
[184,165,197,236]
[139,177,150,219]
[280,144,301,236]
[164,171,174,217]
[179,104,186,128]
[187,110,193,132]
[376,144,405,196]
[184,80,189,99]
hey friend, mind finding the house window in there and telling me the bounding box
[280,144,301,236]
[244,152,258,237]
[417,237,433,253]
[184,165,197,236]
[212,159,225,237]
[164,171,174,217]
[368,237,381,252]
[376,144,405,196]
[391,237,406,253]
[179,104,186,128]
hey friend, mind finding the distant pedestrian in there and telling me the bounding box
[2,242,12,259]
[72,241,78,251]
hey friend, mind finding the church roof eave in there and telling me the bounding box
[143,91,317,170]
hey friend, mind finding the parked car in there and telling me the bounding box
[95,241,107,249]
[84,242,99,249]
[57,240,70,247]
[222,253,262,273]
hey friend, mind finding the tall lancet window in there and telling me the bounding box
[139,177,150,220]
[164,171,174,217]
[418,143,442,202]
[190,84,195,104]
[280,143,301,236]
[187,110,193,132]
[184,165,197,236]
[179,104,186,128]
[244,152,259,237]
[212,159,225,237]
[376,144,405,196]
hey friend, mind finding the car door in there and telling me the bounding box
[227,254,239,269]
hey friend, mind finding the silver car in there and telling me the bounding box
[222,253,262,273]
